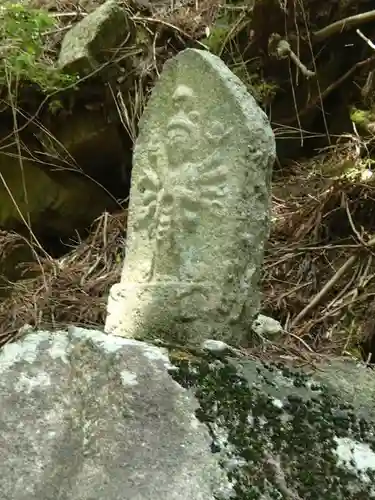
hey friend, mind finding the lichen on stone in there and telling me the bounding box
[170,353,375,499]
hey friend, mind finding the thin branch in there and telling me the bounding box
[283,55,375,125]
[291,254,356,328]
[313,10,375,42]
[357,29,375,51]
[291,234,375,327]
[276,39,315,78]
[343,193,367,246]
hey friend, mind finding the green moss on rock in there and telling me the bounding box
[170,353,375,499]
[58,0,133,75]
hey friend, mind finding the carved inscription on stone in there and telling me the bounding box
[135,84,233,281]
[105,48,275,344]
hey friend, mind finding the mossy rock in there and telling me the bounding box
[350,107,375,134]
[58,0,134,75]
[170,352,375,499]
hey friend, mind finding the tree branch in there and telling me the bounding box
[313,10,375,43]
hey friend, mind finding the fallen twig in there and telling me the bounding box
[291,235,375,327]
[268,33,315,78]
[343,193,367,246]
[291,254,356,327]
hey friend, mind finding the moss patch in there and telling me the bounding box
[170,352,375,499]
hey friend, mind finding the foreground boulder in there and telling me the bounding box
[105,47,276,345]
[0,327,225,500]
[1,327,375,498]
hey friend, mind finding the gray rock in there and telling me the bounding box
[251,314,283,338]
[312,358,375,421]
[58,0,132,74]
[105,48,275,345]
[202,339,232,354]
[0,327,226,500]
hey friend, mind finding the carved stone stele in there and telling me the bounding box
[105,48,276,346]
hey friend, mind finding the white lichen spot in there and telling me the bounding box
[222,456,247,472]
[334,436,375,483]
[70,326,141,352]
[202,339,230,353]
[100,335,139,353]
[280,412,292,426]
[271,397,284,409]
[275,370,295,388]
[0,331,50,374]
[190,414,201,430]
[14,372,51,394]
[305,379,321,392]
[211,421,230,450]
[258,416,268,428]
[120,370,138,386]
[142,344,172,368]
[48,333,70,364]
[82,420,94,447]
[248,412,267,428]
[215,479,236,500]
[44,407,63,426]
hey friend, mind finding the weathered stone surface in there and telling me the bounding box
[171,350,375,499]
[105,48,276,345]
[58,0,132,74]
[0,327,225,500]
[312,359,375,421]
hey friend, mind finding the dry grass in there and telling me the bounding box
[0,211,126,347]
[262,137,375,362]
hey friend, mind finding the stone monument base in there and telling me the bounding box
[105,280,244,344]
